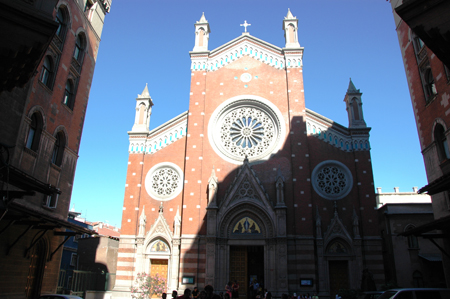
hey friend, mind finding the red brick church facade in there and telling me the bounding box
[115,10,383,298]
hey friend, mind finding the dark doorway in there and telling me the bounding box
[230,246,264,299]
[329,260,349,299]
[26,239,47,299]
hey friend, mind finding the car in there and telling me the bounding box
[377,288,450,299]
[39,295,83,299]
[357,291,384,299]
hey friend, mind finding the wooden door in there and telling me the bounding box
[230,246,247,299]
[151,259,168,278]
[150,259,168,298]
[329,260,349,299]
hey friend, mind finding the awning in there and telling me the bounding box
[418,173,450,195]
[0,163,60,196]
[399,214,450,236]
[419,253,443,262]
[4,200,95,235]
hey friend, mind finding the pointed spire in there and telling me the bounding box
[198,12,207,23]
[347,78,360,93]
[138,83,151,99]
[285,8,295,19]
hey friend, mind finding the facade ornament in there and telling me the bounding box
[174,205,181,237]
[275,167,285,206]
[138,206,146,236]
[159,201,164,213]
[240,20,251,33]
[208,166,218,207]
[315,205,322,238]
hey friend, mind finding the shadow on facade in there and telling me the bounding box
[172,111,378,298]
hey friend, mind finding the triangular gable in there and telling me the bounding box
[190,34,303,72]
[129,111,188,155]
[144,204,173,249]
[220,158,273,212]
[323,209,353,246]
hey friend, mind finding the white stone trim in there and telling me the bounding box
[305,110,370,152]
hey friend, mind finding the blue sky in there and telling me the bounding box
[71,0,425,228]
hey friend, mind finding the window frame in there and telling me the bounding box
[51,132,65,166]
[434,124,450,162]
[63,80,75,109]
[40,56,54,89]
[55,8,68,41]
[25,113,43,151]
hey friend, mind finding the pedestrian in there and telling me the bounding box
[162,293,167,299]
[193,287,199,299]
[225,281,232,299]
[232,280,239,299]
[172,290,178,299]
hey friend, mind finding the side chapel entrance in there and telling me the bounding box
[230,246,264,299]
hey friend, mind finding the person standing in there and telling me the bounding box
[192,287,199,299]
[232,280,239,299]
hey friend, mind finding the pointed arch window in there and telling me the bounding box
[434,124,450,162]
[40,56,54,89]
[52,131,65,166]
[424,68,437,100]
[63,80,75,109]
[26,113,43,151]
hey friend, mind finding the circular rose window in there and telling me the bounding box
[311,160,353,200]
[208,96,285,164]
[145,162,183,201]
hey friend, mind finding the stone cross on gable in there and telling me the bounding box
[240,20,251,33]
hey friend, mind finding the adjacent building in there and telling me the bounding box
[375,187,444,288]
[389,0,450,288]
[0,1,111,298]
[115,11,384,298]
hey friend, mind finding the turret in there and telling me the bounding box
[283,9,301,49]
[131,83,154,132]
[344,79,366,128]
[192,12,210,52]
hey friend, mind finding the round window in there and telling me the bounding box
[145,162,183,201]
[208,96,285,164]
[311,160,353,200]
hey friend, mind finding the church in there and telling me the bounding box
[115,10,384,298]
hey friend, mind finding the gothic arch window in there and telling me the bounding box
[405,225,419,249]
[434,123,450,162]
[40,56,54,89]
[63,80,75,109]
[26,113,43,151]
[55,6,69,41]
[51,131,66,166]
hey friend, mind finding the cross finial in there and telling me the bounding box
[240,20,251,33]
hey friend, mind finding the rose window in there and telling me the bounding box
[209,97,284,164]
[151,168,179,196]
[311,161,353,200]
[145,162,183,201]
[316,166,347,195]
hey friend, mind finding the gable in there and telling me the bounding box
[190,35,302,73]
[128,111,188,154]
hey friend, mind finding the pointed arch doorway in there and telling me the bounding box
[230,246,264,299]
